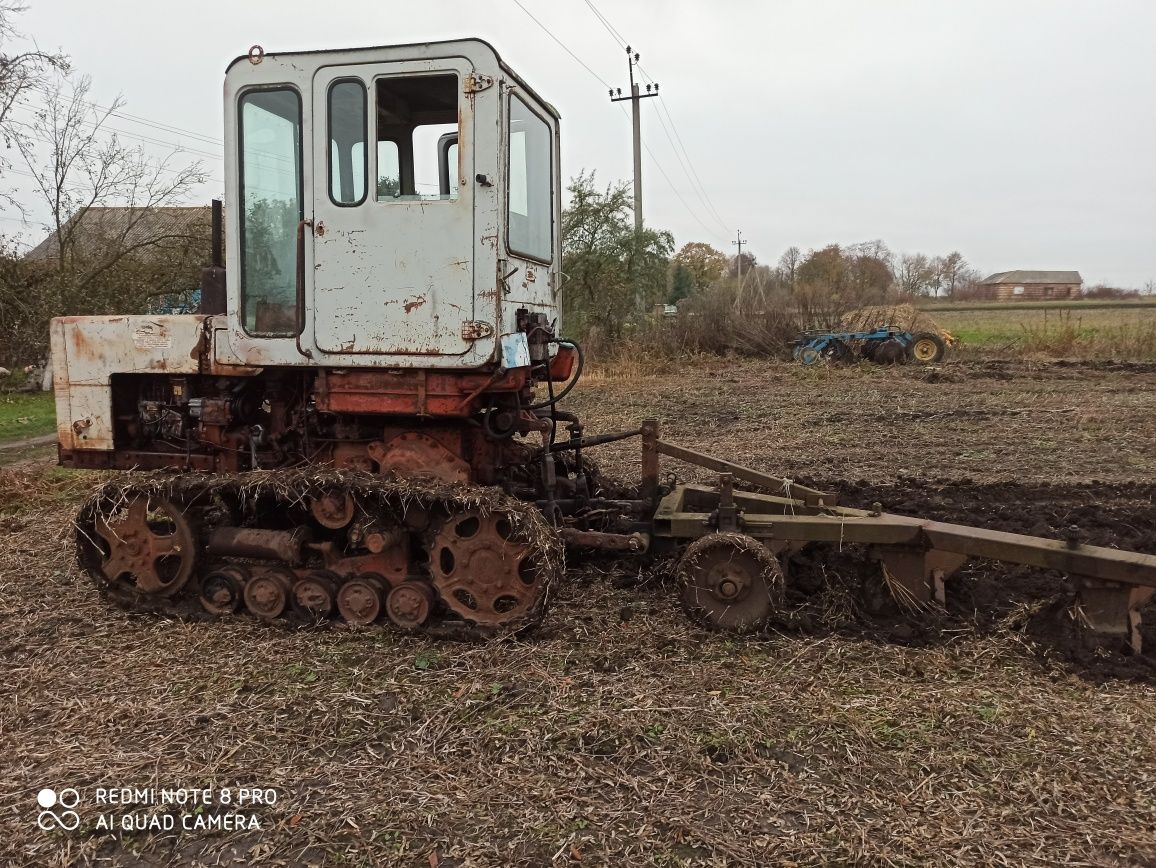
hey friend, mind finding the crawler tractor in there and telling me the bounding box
[51,40,1156,649]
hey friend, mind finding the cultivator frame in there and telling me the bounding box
[569,420,1156,652]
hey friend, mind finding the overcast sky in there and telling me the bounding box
[6,0,1156,287]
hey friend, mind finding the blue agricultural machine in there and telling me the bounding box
[792,326,947,366]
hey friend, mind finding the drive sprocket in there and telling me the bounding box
[428,506,556,631]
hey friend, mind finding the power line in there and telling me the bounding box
[644,91,729,236]
[633,62,731,234]
[575,2,732,239]
[639,135,725,243]
[582,0,628,49]
[507,1,725,242]
[12,100,222,160]
[6,113,223,183]
[510,0,614,90]
[27,81,224,148]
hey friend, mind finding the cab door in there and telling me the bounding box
[310,60,480,359]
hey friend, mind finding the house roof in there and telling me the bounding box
[980,270,1083,285]
[23,206,211,262]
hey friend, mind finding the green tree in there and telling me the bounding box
[672,241,727,290]
[376,174,400,198]
[561,171,673,339]
[797,244,847,291]
[668,262,694,304]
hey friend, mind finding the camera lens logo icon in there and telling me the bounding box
[37,788,81,831]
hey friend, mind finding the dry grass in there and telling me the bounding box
[932,304,1156,360]
[3,361,1156,866]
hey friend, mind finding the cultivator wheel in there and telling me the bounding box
[910,332,946,363]
[678,533,784,633]
[797,346,822,366]
[88,495,197,597]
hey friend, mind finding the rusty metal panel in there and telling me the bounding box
[50,315,206,451]
[310,56,482,356]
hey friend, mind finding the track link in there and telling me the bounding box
[75,470,564,639]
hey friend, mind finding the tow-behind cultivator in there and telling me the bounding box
[51,39,1155,657]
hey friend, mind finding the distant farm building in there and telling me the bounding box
[977,271,1082,301]
[24,206,211,264]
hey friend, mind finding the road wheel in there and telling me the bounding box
[910,332,946,364]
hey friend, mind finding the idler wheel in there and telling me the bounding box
[92,495,196,596]
[337,573,387,626]
[310,490,356,529]
[200,565,249,615]
[292,570,339,619]
[677,533,784,633]
[244,568,294,621]
[386,581,436,629]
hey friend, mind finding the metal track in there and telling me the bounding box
[74,470,564,639]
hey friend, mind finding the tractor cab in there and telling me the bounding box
[218,39,561,370]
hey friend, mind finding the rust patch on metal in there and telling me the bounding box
[368,432,470,483]
[461,320,494,341]
[403,295,427,314]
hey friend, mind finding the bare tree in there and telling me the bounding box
[935,251,967,298]
[896,252,936,297]
[15,74,206,289]
[1,72,208,366]
[0,1,68,210]
[777,245,801,288]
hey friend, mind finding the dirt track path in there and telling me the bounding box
[0,435,55,469]
[0,433,54,451]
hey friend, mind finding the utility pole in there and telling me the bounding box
[732,230,746,307]
[610,46,658,233]
[732,230,746,280]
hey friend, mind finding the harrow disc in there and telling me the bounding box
[678,533,784,633]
